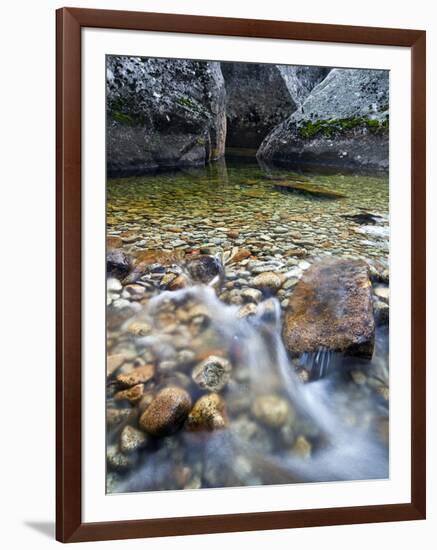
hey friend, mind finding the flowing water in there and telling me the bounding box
[106,157,389,493]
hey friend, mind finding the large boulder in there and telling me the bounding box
[257,69,389,171]
[221,63,328,149]
[282,258,375,358]
[277,66,330,107]
[107,57,226,176]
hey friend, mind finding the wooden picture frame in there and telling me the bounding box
[56,7,426,543]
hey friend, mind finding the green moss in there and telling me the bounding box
[298,116,389,139]
[112,111,134,125]
[177,96,197,109]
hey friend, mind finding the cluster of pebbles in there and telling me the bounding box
[106,164,390,492]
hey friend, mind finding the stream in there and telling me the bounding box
[106,156,389,493]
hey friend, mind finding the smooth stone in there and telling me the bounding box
[168,274,190,290]
[114,383,144,404]
[122,284,146,299]
[252,394,293,428]
[116,364,155,387]
[374,286,389,302]
[282,277,299,290]
[120,425,148,454]
[139,387,192,437]
[186,255,224,284]
[186,393,228,431]
[107,444,136,472]
[107,278,122,292]
[241,288,263,303]
[126,320,153,336]
[252,272,282,291]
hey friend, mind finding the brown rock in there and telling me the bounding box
[230,248,252,263]
[126,321,153,336]
[284,248,307,258]
[116,364,155,387]
[274,181,346,199]
[186,393,228,431]
[120,230,140,243]
[138,391,155,413]
[107,353,127,377]
[168,274,190,290]
[134,249,186,266]
[282,258,375,358]
[123,249,186,284]
[114,383,144,404]
[139,387,192,436]
[160,272,177,288]
[107,236,123,249]
[253,271,282,290]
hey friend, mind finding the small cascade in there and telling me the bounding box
[107,285,389,493]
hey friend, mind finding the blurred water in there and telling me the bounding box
[108,286,389,493]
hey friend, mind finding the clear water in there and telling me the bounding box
[106,157,389,493]
[107,157,389,264]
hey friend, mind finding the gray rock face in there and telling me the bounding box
[107,57,226,176]
[221,63,328,149]
[277,66,330,107]
[221,63,295,149]
[257,69,389,171]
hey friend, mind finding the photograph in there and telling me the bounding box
[105,55,390,494]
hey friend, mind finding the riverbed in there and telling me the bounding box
[106,157,389,493]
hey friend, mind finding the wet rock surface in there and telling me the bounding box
[186,393,228,431]
[139,387,192,436]
[192,356,232,392]
[283,258,375,358]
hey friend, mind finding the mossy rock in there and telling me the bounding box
[298,116,389,139]
[274,181,346,200]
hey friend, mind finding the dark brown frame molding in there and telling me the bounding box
[56,7,426,543]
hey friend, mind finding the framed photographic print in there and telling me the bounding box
[56,7,426,543]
